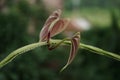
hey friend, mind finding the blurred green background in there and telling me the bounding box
[0,0,120,80]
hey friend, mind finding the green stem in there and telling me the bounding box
[0,42,47,68]
[52,39,120,61]
[0,39,120,69]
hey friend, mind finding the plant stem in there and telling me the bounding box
[0,39,120,69]
[80,43,120,61]
[0,42,47,68]
[52,39,120,61]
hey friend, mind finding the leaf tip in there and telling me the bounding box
[60,64,68,72]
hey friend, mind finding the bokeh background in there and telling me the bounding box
[0,0,120,80]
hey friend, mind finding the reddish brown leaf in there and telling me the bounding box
[50,18,70,37]
[40,9,70,42]
[60,32,80,72]
[39,9,61,41]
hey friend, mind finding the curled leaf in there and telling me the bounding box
[40,9,69,42]
[50,19,70,37]
[40,9,61,41]
[60,32,80,72]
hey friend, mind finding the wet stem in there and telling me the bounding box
[0,39,120,68]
